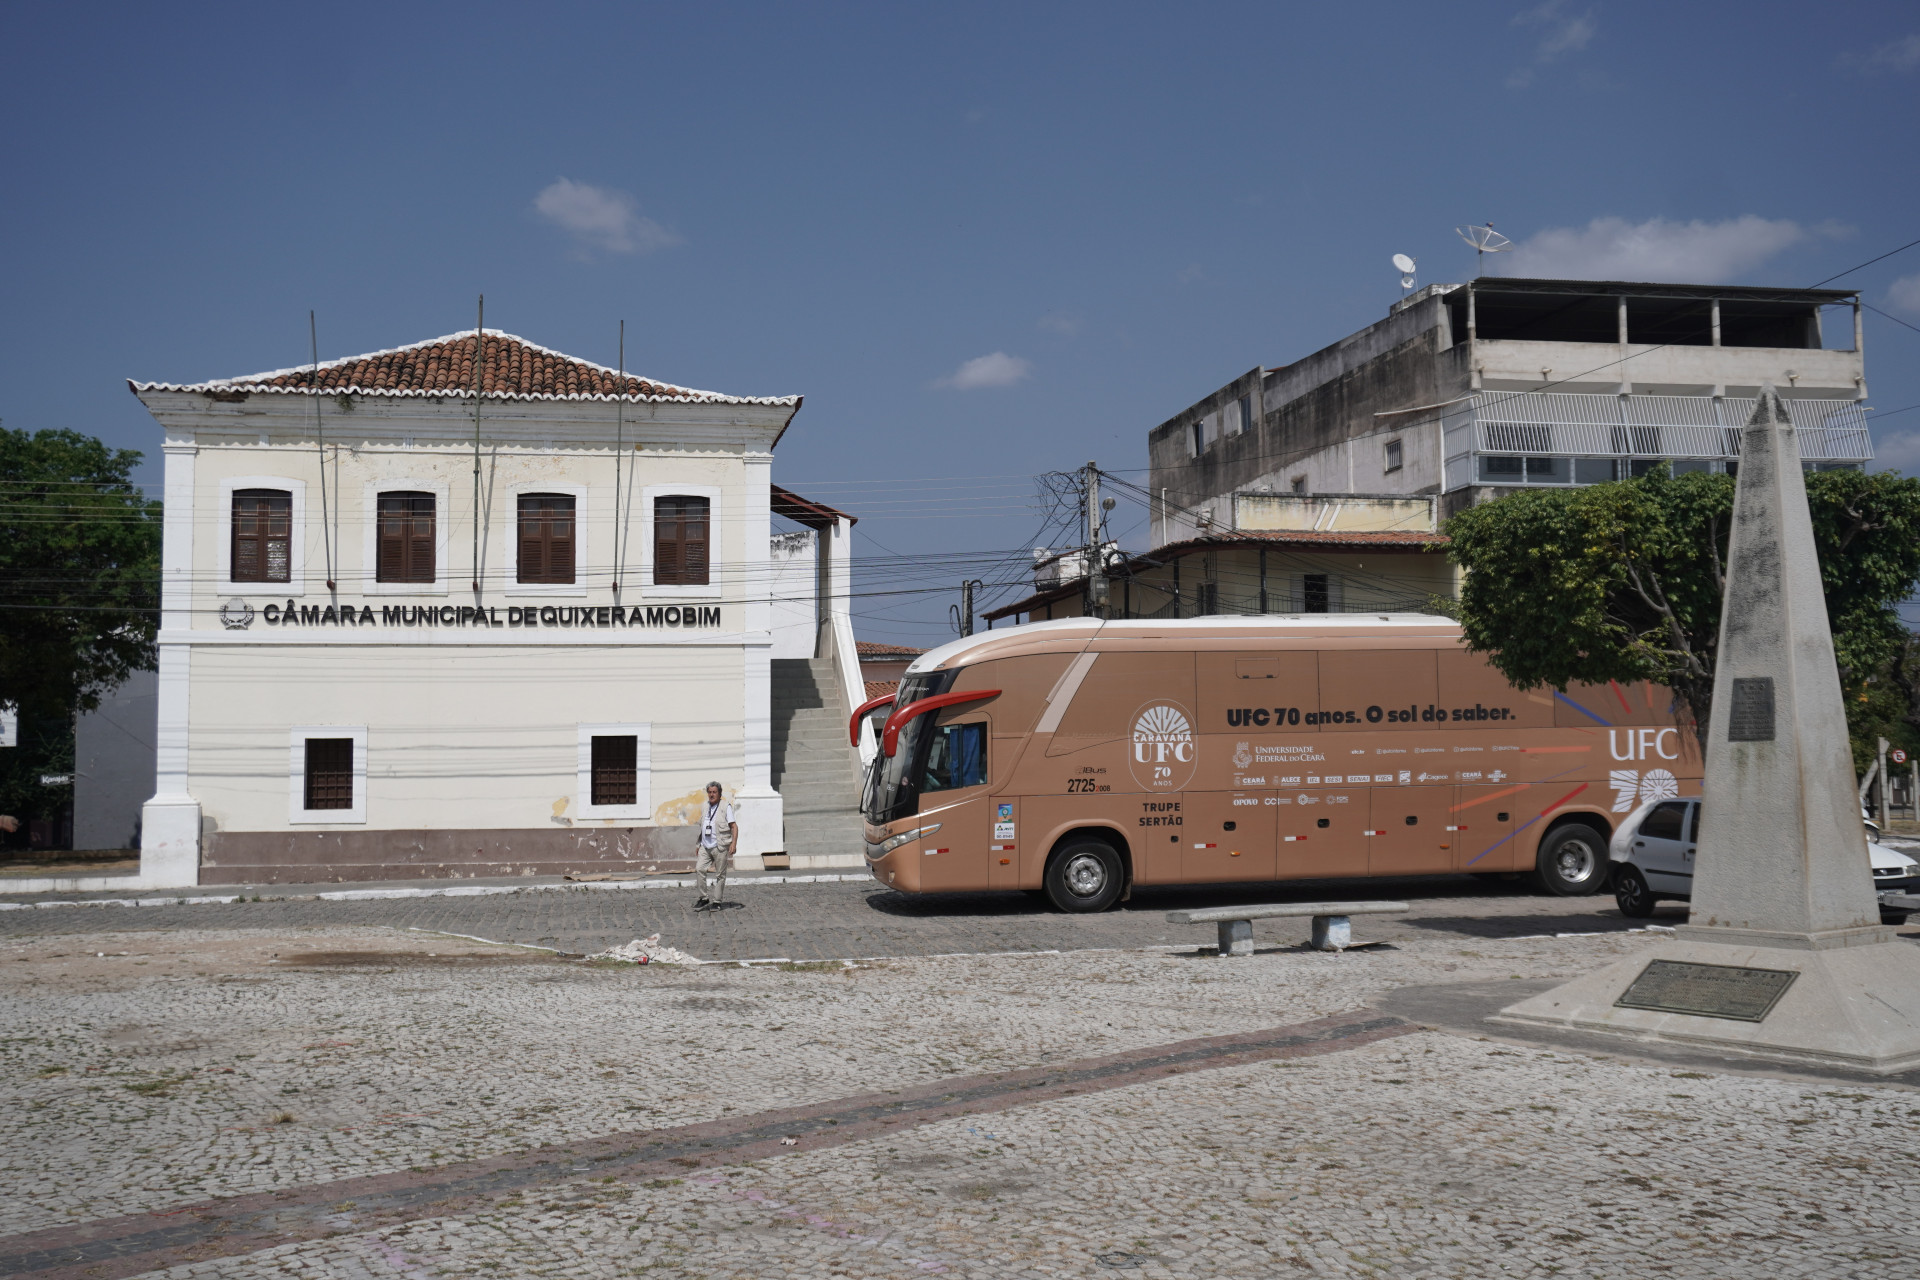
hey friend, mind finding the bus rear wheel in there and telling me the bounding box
[1533,824,1610,896]
[1045,841,1124,913]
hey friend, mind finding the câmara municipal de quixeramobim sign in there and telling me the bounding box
[235,600,724,630]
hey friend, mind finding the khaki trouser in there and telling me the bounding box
[696,843,730,901]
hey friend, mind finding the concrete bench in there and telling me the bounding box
[1165,901,1410,955]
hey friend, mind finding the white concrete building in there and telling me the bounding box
[1148,278,1873,545]
[100,329,867,889]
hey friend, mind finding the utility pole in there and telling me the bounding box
[1084,461,1110,619]
[958,578,982,637]
[1878,736,1891,830]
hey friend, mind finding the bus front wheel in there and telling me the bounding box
[1533,824,1610,896]
[1045,841,1124,913]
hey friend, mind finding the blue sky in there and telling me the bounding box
[4,2,1918,644]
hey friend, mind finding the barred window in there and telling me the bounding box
[654,496,710,586]
[376,492,435,583]
[303,738,353,811]
[518,494,576,584]
[232,489,291,583]
[591,735,637,806]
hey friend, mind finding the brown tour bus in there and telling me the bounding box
[854,616,1700,912]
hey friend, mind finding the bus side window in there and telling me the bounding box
[923,723,988,793]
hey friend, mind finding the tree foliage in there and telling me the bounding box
[1443,466,1920,756]
[0,425,161,724]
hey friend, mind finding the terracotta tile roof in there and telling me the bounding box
[857,641,928,658]
[864,680,900,701]
[1154,529,1448,555]
[130,330,799,406]
[772,485,858,528]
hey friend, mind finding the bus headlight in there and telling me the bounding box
[878,823,941,855]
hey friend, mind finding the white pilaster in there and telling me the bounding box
[732,450,779,866]
[140,437,201,886]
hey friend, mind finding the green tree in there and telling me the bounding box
[0,427,161,833]
[1443,466,1920,758]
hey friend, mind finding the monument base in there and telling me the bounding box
[1494,936,1920,1074]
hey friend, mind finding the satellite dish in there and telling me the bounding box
[1392,253,1415,274]
[1400,275,1416,290]
[1455,223,1513,275]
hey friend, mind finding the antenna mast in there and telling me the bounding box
[613,320,624,593]
[311,312,335,590]
[472,296,484,594]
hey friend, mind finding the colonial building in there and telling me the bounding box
[124,329,866,886]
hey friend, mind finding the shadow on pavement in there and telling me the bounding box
[858,873,1631,922]
[1392,911,1648,938]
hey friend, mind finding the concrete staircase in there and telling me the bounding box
[771,657,867,868]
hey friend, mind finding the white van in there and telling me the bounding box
[1610,797,1918,924]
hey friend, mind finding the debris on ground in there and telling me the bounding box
[590,934,701,966]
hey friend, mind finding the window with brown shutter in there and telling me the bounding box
[304,738,354,810]
[232,489,292,583]
[518,494,576,584]
[654,496,710,585]
[376,492,436,583]
[591,735,637,806]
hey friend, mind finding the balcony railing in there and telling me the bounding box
[1442,393,1872,491]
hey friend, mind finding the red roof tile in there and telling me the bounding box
[857,641,928,657]
[864,680,901,701]
[131,330,798,406]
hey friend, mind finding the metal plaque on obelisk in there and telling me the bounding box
[1497,387,1920,1072]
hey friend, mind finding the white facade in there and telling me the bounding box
[120,330,821,887]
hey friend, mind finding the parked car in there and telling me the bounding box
[1610,797,1918,924]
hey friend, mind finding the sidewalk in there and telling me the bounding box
[0,868,872,911]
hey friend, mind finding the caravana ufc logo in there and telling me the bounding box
[1129,703,1198,792]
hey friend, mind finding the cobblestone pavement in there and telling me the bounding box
[0,875,1667,961]
[2,897,1917,1277]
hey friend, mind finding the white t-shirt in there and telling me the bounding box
[700,800,736,849]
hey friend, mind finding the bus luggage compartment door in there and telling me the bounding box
[1366,786,1453,877]
[1181,791,1277,883]
[1453,785,1521,873]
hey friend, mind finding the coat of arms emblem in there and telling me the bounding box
[219,598,255,630]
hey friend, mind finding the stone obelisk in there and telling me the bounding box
[1498,388,1920,1072]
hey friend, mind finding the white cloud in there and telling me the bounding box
[1873,428,1920,475]
[534,178,682,255]
[1508,1,1594,86]
[1887,272,1920,316]
[934,351,1032,390]
[1500,215,1839,283]
[1038,312,1082,337]
[1846,33,1920,73]
[1514,0,1595,56]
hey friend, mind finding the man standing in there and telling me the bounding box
[695,781,737,911]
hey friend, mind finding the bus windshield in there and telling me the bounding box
[863,670,953,824]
